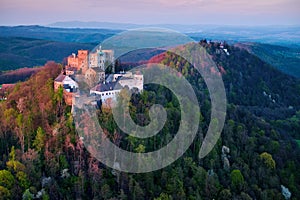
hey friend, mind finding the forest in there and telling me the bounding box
[0,41,300,199]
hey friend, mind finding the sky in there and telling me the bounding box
[0,0,299,26]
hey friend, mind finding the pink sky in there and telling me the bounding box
[0,0,299,26]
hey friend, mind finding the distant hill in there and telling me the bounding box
[0,25,299,79]
[236,43,300,78]
[49,21,219,33]
[49,21,300,46]
[0,67,42,84]
[0,25,121,43]
[0,37,95,71]
[1,25,300,46]
[49,21,141,30]
[189,26,300,47]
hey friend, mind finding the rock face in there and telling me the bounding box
[281,185,291,200]
[221,145,230,170]
[61,168,70,178]
[41,177,52,188]
[222,146,230,154]
[223,157,230,170]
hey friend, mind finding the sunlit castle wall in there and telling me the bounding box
[67,53,78,68]
[77,50,89,74]
[89,53,98,68]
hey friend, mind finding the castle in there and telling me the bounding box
[54,47,143,106]
[65,47,114,84]
[90,71,143,107]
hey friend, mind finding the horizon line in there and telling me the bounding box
[1,21,300,28]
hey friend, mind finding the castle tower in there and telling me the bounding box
[77,50,89,74]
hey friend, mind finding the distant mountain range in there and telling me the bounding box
[0,25,299,79]
[49,21,145,30]
[48,21,300,46]
[49,21,225,32]
[0,25,120,43]
[1,24,300,47]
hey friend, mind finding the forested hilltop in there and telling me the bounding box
[235,43,300,78]
[0,41,300,199]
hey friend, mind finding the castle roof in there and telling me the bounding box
[91,82,123,92]
[91,67,105,73]
[55,74,66,82]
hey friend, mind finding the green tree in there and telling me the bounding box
[42,192,50,200]
[16,171,30,189]
[33,127,45,153]
[59,155,69,169]
[155,193,173,200]
[16,113,25,153]
[3,108,17,130]
[0,185,11,200]
[135,144,146,153]
[230,169,244,192]
[22,188,34,200]
[6,146,26,173]
[9,146,16,161]
[219,189,232,200]
[260,152,276,169]
[0,170,14,189]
